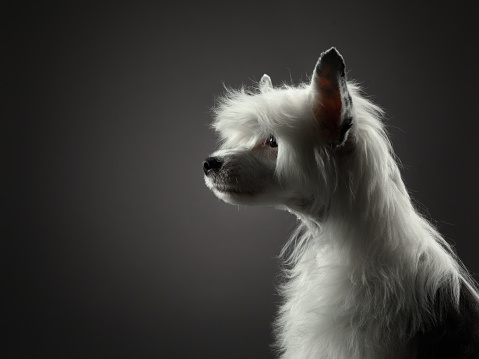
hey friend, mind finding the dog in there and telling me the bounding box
[203,48,479,358]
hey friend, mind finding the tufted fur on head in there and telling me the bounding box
[203,47,479,359]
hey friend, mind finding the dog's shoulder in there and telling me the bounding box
[414,281,479,359]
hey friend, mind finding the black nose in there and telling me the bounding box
[203,157,223,175]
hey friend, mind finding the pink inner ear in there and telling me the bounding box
[313,67,342,143]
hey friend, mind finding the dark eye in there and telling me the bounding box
[268,135,278,148]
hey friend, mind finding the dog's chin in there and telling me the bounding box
[211,185,260,205]
[210,185,287,207]
[204,176,286,206]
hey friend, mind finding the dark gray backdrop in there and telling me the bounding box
[4,1,478,358]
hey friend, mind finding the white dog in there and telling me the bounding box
[203,48,479,358]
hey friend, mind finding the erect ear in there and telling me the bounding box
[259,74,273,92]
[311,47,353,148]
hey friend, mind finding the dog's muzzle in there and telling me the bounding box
[203,157,223,176]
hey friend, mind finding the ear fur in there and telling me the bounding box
[259,74,273,92]
[312,47,353,148]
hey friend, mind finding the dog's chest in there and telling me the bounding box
[277,247,409,359]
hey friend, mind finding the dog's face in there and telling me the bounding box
[203,76,315,208]
[203,133,285,207]
[204,48,354,212]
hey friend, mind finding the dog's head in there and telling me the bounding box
[203,48,355,214]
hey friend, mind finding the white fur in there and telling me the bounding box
[204,57,479,358]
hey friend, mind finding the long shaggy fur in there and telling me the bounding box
[203,48,479,358]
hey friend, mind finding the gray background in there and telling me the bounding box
[4,1,478,358]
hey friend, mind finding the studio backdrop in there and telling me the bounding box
[4,1,478,358]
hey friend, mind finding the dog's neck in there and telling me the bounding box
[289,146,416,266]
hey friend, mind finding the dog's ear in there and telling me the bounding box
[312,48,353,148]
[259,74,273,92]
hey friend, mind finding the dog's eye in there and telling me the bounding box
[268,135,278,148]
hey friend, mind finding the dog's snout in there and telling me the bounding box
[203,157,223,175]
